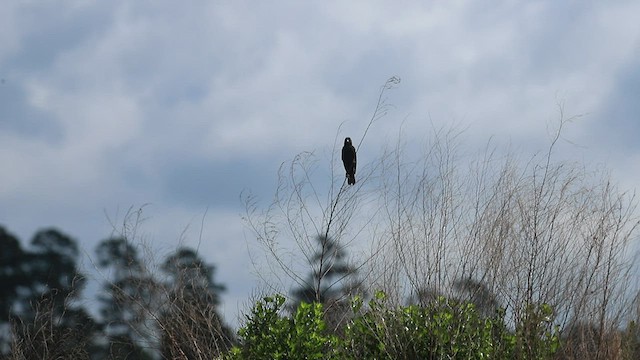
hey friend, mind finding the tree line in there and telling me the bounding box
[0,226,232,359]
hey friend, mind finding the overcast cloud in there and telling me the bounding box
[2,0,640,326]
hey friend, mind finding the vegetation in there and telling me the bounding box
[239,79,640,359]
[3,79,640,359]
[0,220,232,360]
[229,290,560,359]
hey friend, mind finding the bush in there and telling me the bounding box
[340,291,507,359]
[228,294,336,359]
[229,291,560,359]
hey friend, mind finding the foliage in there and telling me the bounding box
[228,294,336,360]
[342,291,523,359]
[0,225,232,359]
[159,247,234,359]
[229,291,561,360]
[289,234,363,335]
[514,303,560,359]
[95,237,157,359]
[162,247,226,306]
[0,226,95,358]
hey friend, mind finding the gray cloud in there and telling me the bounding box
[1,0,640,328]
[0,81,63,142]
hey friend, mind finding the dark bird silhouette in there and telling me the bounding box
[342,137,357,185]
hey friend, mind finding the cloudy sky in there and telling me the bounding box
[2,1,640,326]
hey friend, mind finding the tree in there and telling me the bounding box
[289,235,363,328]
[2,217,235,359]
[27,229,86,316]
[290,234,358,306]
[0,227,94,359]
[290,234,363,332]
[94,204,235,360]
[452,278,501,318]
[158,247,233,359]
[0,226,29,354]
[95,237,156,360]
[162,247,226,306]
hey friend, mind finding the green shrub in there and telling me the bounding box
[339,291,509,359]
[228,291,560,360]
[227,294,336,359]
[513,303,560,359]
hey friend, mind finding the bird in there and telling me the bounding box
[342,137,357,185]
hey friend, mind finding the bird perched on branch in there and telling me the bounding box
[342,137,357,185]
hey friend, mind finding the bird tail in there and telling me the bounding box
[348,174,356,185]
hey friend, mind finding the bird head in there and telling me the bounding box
[344,137,352,145]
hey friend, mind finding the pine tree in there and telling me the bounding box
[289,234,362,330]
[95,237,155,360]
[158,247,234,358]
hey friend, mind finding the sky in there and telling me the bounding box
[2,1,640,328]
